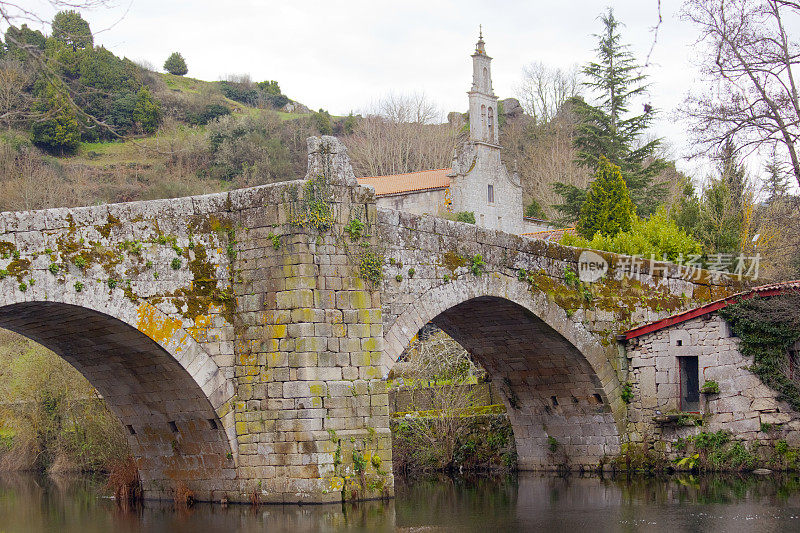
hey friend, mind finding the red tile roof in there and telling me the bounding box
[521,227,576,242]
[623,280,800,340]
[357,168,452,196]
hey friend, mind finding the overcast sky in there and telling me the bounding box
[14,1,746,181]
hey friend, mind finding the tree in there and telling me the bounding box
[576,157,636,240]
[51,10,93,51]
[132,87,160,133]
[345,93,462,177]
[4,24,46,62]
[515,62,579,124]
[555,9,667,220]
[682,0,800,188]
[30,84,81,154]
[764,156,790,203]
[163,52,187,76]
[0,59,32,129]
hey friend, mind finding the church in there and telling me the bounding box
[356,32,554,236]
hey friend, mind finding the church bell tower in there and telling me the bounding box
[468,28,499,145]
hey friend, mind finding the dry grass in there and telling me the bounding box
[174,481,195,508]
[107,457,142,506]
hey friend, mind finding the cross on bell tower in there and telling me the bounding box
[468,27,499,145]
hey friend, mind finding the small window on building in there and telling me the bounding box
[679,356,700,412]
[488,106,494,139]
[481,104,487,139]
[488,184,494,203]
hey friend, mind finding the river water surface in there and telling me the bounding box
[2,472,800,532]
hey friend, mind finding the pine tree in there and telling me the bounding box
[554,9,667,221]
[764,156,790,205]
[576,157,636,240]
[31,85,81,154]
[163,52,187,76]
[52,10,93,51]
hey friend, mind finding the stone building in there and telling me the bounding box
[357,32,552,236]
[623,281,800,450]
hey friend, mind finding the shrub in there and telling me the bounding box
[562,207,702,262]
[163,52,188,75]
[455,211,476,224]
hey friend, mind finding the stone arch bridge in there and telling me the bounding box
[0,138,739,503]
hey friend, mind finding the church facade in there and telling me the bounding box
[357,33,553,236]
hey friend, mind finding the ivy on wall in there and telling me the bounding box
[719,293,800,410]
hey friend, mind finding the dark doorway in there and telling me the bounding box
[679,356,700,412]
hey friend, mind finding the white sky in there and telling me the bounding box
[11,0,765,183]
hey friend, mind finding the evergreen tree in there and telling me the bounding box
[697,178,742,254]
[576,156,636,240]
[554,9,667,220]
[132,87,161,133]
[764,156,790,205]
[31,85,81,154]
[52,10,93,51]
[163,52,188,76]
[4,24,47,62]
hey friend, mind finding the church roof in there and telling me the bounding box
[357,168,452,196]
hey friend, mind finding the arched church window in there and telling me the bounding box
[481,105,486,140]
[488,184,494,203]
[483,67,488,90]
[488,106,494,140]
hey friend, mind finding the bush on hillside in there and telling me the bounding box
[204,112,293,185]
[163,52,188,75]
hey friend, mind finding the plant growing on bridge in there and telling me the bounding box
[469,254,485,276]
[48,263,59,275]
[171,258,182,270]
[344,217,364,241]
[289,177,335,233]
[267,232,281,250]
[358,250,383,285]
[74,281,83,292]
[621,381,634,404]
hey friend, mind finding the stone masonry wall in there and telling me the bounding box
[375,207,745,469]
[626,314,800,454]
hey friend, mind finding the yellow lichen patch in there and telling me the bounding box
[187,313,213,341]
[136,303,181,345]
[265,324,287,338]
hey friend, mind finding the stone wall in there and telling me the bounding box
[375,207,744,469]
[373,188,448,217]
[626,313,800,453]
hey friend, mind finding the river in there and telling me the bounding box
[2,472,800,532]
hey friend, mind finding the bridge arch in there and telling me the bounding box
[0,286,238,500]
[383,273,623,469]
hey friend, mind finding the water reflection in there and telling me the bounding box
[2,472,800,532]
